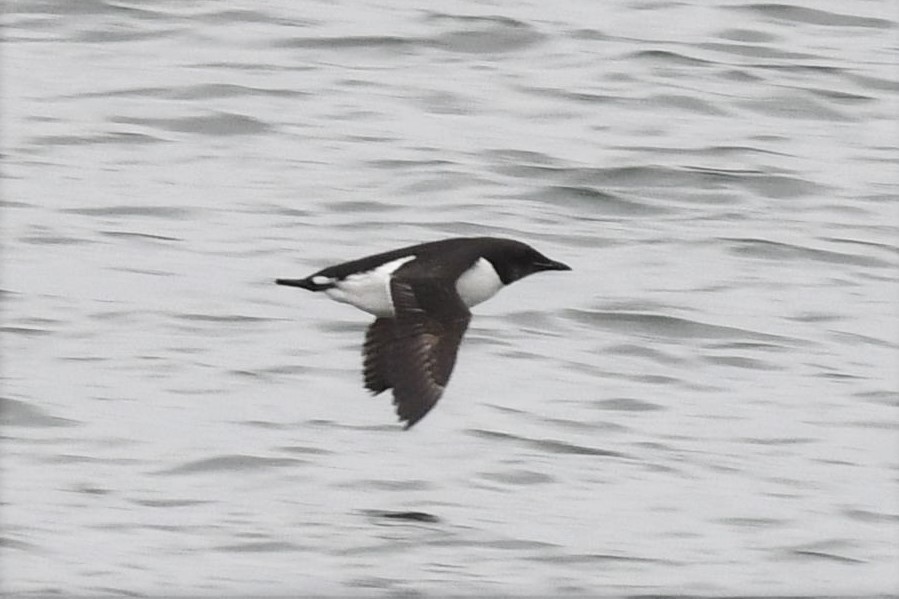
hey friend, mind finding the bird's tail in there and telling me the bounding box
[275,277,330,291]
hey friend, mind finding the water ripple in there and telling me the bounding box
[1,398,78,428]
[564,309,805,345]
[732,4,896,29]
[213,541,306,553]
[467,429,629,458]
[155,454,306,475]
[725,237,893,268]
[112,113,271,136]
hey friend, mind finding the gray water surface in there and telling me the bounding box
[2,0,898,596]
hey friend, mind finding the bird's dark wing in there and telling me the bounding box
[362,317,393,395]
[361,272,471,429]
[389,276,471,428]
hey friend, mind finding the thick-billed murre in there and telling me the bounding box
[276,237,570,429]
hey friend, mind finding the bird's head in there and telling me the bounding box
[485,240,571,285]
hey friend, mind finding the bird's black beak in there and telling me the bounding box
[536,259,571,272]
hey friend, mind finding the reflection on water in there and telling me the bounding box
[2,0,897,595]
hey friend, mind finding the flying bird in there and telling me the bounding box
[276,237,570,429]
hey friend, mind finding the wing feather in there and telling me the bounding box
[359,271,470,429]
[389,279,469,428]
[362,318,393,394]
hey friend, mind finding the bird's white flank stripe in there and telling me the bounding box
[324,255,416,317]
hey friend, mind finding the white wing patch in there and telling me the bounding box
[325,255,415,317]
[456,257,504,307]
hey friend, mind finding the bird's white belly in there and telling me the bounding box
[456,257,503,307]
[325,255,502,316]
[324,256,414,317]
